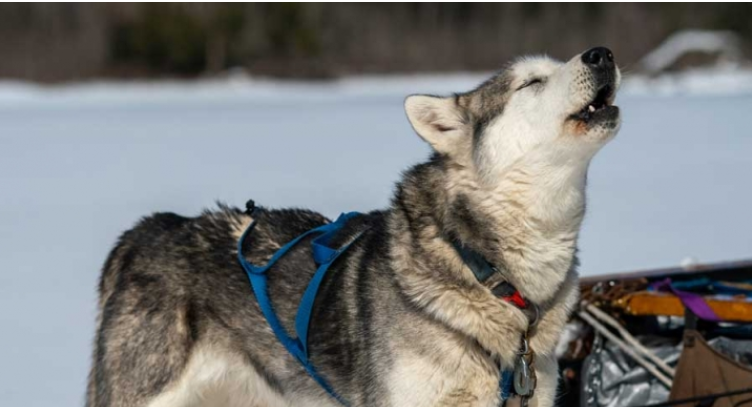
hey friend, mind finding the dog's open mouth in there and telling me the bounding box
[570,85,617,123]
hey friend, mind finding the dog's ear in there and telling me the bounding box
[404,95,470,155]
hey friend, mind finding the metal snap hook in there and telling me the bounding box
[513,352,534,396]
[514,336,537,398]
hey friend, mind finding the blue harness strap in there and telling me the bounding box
[500,370,514,400]
[237,211,364,406]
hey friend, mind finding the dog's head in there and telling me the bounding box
[405,47,621,182]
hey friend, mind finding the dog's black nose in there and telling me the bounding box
[582,47,614,69]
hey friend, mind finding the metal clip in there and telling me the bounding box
[513,337,537,398]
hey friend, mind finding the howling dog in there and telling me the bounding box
[88,47,621,407]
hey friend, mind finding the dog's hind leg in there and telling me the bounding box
[86,297,195,407]
[90,297,287,407]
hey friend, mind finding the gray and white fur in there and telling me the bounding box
[87,47,621,407]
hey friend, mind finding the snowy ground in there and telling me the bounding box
[1,70,751,406]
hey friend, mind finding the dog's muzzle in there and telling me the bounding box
[569,46,619,125]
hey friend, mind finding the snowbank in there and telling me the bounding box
[640,30,743,74]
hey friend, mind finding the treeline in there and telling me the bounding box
[0,3,750,82]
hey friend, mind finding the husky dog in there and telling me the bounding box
[87,47,621,407]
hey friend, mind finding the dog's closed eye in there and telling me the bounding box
[517,78,544,91]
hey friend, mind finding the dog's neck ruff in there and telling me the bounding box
[237,210,365,406]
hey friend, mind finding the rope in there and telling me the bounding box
[577,309,674,387]
[583,302,676,377]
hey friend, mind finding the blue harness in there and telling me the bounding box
[237,208,528,405]
[237,211,365,405]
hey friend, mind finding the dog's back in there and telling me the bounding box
[87,206,349,407]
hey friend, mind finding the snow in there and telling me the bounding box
[0,72,491,108]
[640,30,742,73]
[1,73,751,406]
[626,65,752,96]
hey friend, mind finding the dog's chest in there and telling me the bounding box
[383,329,502,407]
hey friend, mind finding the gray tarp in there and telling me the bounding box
[581,334,752,407]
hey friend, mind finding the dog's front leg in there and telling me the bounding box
[433,383,501,407]
[526,353,559,407]
[434,393,498,407]
[518,270,577,407]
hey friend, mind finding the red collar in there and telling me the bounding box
[500,290,528,309]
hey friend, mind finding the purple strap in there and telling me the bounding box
[650,278,721,322]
